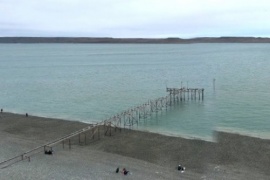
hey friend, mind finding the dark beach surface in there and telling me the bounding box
[0,112,269,179]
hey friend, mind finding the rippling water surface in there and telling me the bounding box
[0,43,269,140]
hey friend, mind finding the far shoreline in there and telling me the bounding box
[1,36,270,44]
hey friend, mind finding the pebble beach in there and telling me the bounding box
[0,112,269,179]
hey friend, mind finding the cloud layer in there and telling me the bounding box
[1,0,270,37]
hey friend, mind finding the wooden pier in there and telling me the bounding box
[0,86,204,169]
[166,87,204,102]
[103,87,204,128]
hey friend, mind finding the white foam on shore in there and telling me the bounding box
[215,126,270,140]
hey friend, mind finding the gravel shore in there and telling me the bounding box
[0,112,269,179]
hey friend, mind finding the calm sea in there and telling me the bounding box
[0,43,269,140]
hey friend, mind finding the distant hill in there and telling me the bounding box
[0,37,270,43]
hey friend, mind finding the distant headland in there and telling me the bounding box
[1,37,270,43]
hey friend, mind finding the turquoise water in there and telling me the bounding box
[0,43,270,140]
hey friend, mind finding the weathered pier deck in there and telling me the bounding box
[0,86,204,169]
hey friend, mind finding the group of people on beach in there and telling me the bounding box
[115,164,184,176]
[116,167,129,175]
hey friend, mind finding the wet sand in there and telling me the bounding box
[0,112,269,179]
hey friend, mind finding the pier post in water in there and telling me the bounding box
[213,78,216,91]
[202,89,204,100]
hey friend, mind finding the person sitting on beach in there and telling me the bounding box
[122,168,129,175]
[178,165,185,172]
[45,149,53,155]
[116,167,119,173]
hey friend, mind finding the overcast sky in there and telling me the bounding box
[1,0,270,38]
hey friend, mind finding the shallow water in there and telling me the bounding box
[0,43,270,139]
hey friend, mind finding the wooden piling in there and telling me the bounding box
[202,89,204,100]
